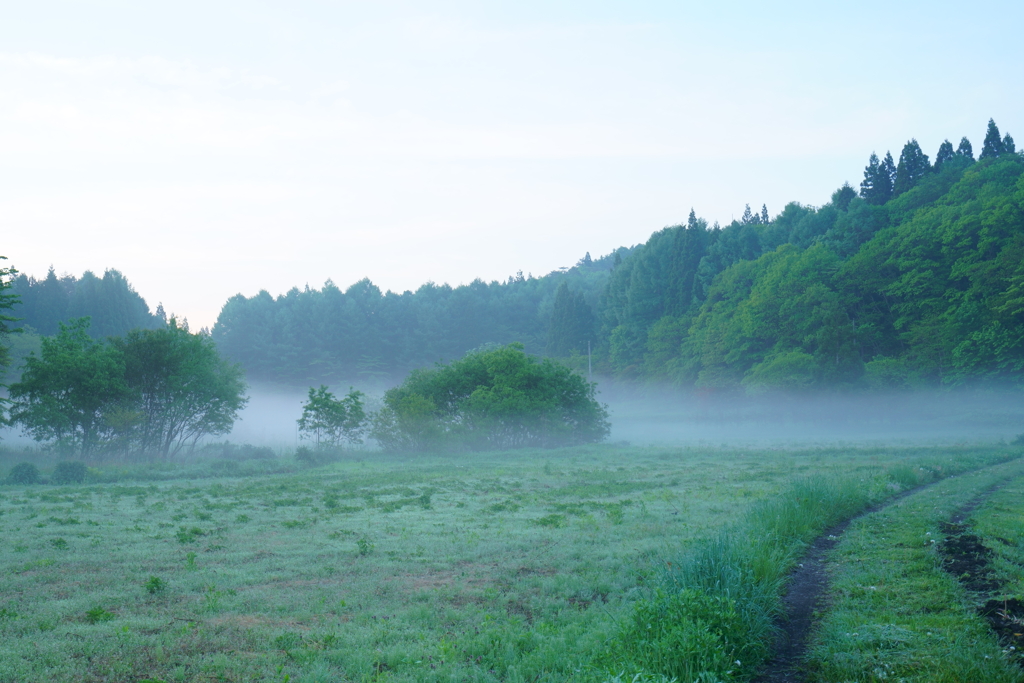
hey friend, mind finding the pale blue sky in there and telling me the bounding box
[2,1,1022,327]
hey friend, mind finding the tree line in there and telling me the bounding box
[6,118,1023,395]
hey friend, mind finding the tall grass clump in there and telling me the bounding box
[608,475,874,682]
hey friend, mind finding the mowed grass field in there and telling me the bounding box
[0,444,1017,682]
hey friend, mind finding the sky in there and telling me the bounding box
[2,1,1023,329]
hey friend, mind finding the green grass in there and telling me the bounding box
[0,444,1018,682]
[804,458,1024,682]
[972,477,1024,603]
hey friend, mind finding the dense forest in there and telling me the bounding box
[210,119,1023,391]
[11,267,165,338]
[1,268,166,386]
[211,250,628,386]
[6,119,1023,393]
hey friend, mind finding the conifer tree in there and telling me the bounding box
[956,136,974,160]
[934,139,955,169]
[860,152,893,205]
[546,282,595,356]
[741,204,756,225]
[893,139,931,197]
[981,118,1005,159]
[1004,133,1016,155]
[883,151,897,188]
[760,204,770,224]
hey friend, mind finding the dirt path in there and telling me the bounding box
[937,479,1024,668]
[752,466,1019,683]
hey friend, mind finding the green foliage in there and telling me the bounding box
[145,576,167,594]
[547,281,596,356]
[614,589,750,681]
[10,319,129,456]
[52,460,88,484]
[893,138,931,197]
[10,267,162,339]
[10,318,247,459]
[371,343,610,451]
[297,385,366,449]
[7,462,40,485]
[212,251,623,386]
[84,606,115,624]
[0,256,20,426]
[112,319,248,459]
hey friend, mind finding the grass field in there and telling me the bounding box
[804,457,1024,682]
[0,444,1020,682]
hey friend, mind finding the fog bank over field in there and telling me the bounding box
[602,384,1024,447]
[229,381,1024,450]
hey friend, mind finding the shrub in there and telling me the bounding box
[7,462,39,485]
[85,606,115,624]
[144,576,166,594]
[372,343,609,452]
[52,460,88,485]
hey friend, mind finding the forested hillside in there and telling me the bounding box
[212,250,626,385]
[606,121,1022,390]
[11,121,1020,394]
[210,120,1023,391]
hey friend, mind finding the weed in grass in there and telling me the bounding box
[145,576,167,594]
[175,526,205,543]
[534,513,567,528]
[282,519,312,529]
[606,505,626,525]
[85,606,116,624]
[235,513,250,523]
[357,537,375,556]
[202,585,224,612]
[0,608,17,621]
[48,515,80,525]
[887,464,921,490]
[50,537,68,550]
[184,551,197,570]
[487,500,521,513]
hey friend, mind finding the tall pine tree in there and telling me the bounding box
[956,136,974,160]
[981,119,1005,159]
[860,152,893,205]
[934,139,955,169]
[893,139,931,197]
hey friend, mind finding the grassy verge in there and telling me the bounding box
[605,449,1022,682]
[964,476,1024,665]
[802,458,1024,682]
[0,445,1016,682]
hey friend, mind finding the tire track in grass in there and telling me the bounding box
[938,478,1024,669]
[753,460,1022,683]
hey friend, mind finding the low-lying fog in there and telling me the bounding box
[1,381,1019,451]
[227,381,1024,450]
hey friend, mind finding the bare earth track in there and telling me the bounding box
[753,467,1022,683]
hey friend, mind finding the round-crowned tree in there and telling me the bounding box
[371,343,609,452]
